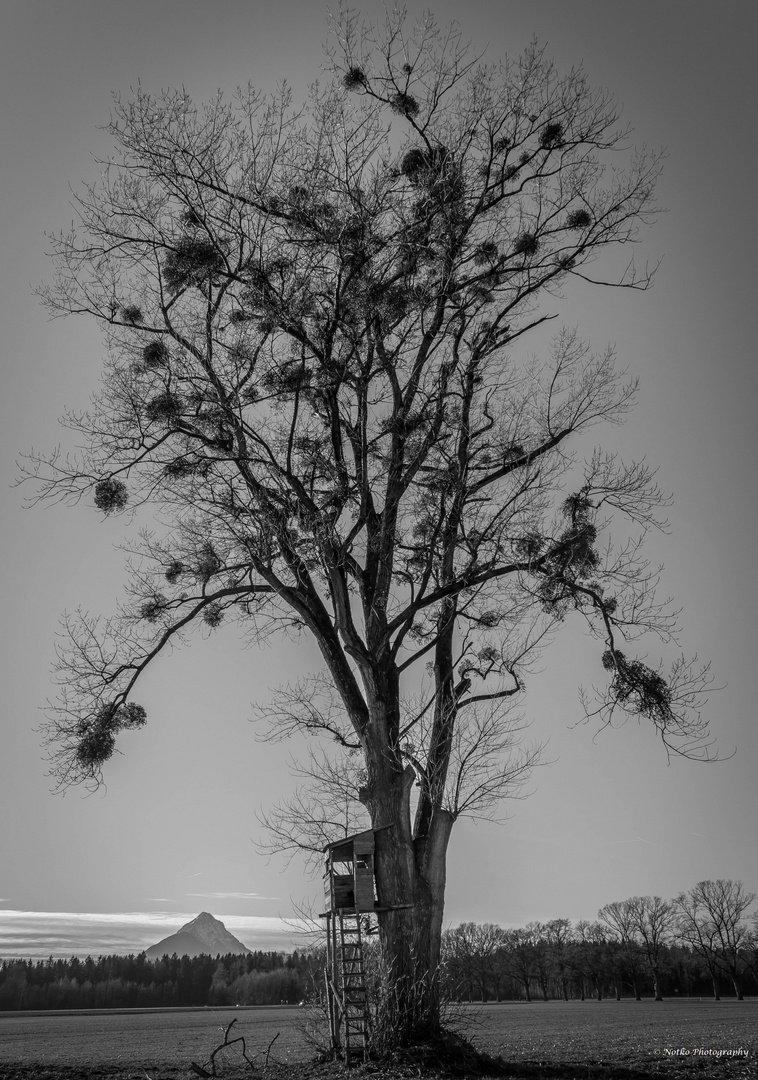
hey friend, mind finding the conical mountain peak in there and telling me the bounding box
[145,912,250,959]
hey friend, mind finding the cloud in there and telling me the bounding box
[0,910,306,960]
[185,892,278,901]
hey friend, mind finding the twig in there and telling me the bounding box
[190,1017,282,1076]
[264,1032,281,1068]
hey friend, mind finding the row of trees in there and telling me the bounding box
[3,881,753,1011]
[0,949,316,1011]
[442,880,758,1003]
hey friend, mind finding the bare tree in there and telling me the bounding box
[674,880,756,1000]
[599,896,674,1000]
[597,899,644,999]
[443,921,505,1002]
[626,895,675,1001]
[571,921,609,1001]
[25,7,714,1043]
[502,927,536,1002]
[525,922,555,1002]
[542,918,573,1001]
[744,912,758,984]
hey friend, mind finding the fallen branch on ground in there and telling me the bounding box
[188,1019,280,1077]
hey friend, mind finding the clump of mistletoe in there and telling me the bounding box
[602,649,673,727]
[536,491,602,619]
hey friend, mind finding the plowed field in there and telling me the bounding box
[0,1000,755,1079]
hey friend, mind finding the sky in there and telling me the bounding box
[1,0,756,961]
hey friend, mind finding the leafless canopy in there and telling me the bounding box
[27,9,714,860]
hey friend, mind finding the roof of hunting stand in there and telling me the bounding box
[323,828,376,860]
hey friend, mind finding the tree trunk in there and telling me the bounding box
[365,754,454,1046]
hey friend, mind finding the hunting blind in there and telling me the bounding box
[321,828,382,1063]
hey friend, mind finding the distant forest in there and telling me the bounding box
[1,936,756,1012]
[0,950,317,1011]
[2,882,756,1010]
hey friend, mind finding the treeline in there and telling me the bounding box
[442,880,758,1003]
[0,949,319,1011]
[3,880,755,1011]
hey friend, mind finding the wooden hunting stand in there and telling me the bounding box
[321,829,378,1063]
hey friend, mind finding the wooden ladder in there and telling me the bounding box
[338,911,370,1063]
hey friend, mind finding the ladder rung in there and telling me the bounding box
[332,912,370,1062]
